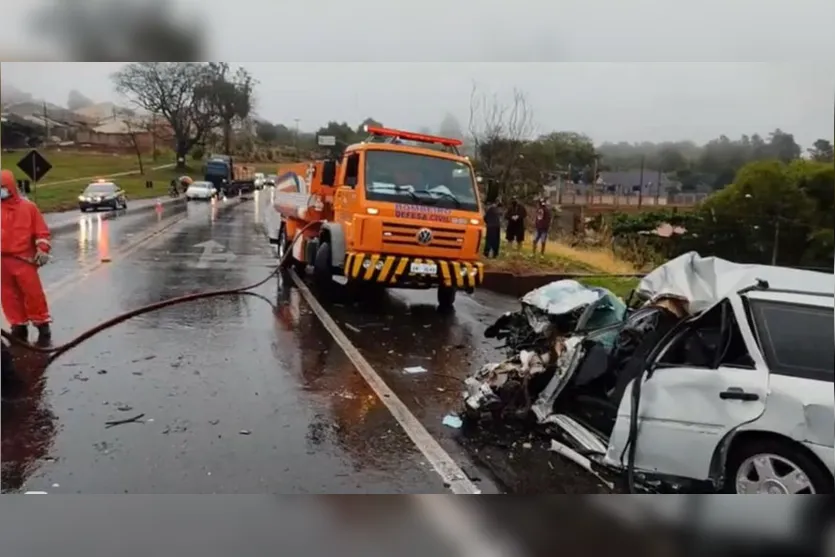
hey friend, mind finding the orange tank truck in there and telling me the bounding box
[268,125,485,309]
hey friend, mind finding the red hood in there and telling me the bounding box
[1,170,22,202]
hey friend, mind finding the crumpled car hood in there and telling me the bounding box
[521,279,603,316]
[637,251,834,314]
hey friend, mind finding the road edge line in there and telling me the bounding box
[289,270,481,495]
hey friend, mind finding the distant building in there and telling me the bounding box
[597,169,681,196]
[75,113,174,152]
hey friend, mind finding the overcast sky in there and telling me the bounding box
[4,62,832,147]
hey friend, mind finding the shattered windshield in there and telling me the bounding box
[363,150,479,211]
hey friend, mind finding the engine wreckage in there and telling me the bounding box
[462,252,835,493]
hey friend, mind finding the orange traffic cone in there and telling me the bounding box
[99,218,111,262]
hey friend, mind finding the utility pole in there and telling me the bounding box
[42,101,50,146]
[151,113,157,159]
[638,155,645,208]
[293,118,300,160]
[656,168,662,205]
[771,218,780,265]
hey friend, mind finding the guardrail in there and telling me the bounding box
[553,192,708,207]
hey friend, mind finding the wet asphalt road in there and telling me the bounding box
[2,192,609,494]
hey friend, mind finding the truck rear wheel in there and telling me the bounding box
[314,242,333,289]
[437,286,456,311]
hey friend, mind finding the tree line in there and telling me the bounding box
[606,158,834,270]
[597,132,834,192]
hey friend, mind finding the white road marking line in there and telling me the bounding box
[290,270,481,495]
[414,496,522,557]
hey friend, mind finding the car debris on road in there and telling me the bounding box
[461,252,834,495]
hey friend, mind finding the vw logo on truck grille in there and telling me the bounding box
[416,228,433,245]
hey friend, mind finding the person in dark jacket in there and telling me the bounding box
[505,197,527,249]
[533,198,552,254]
[483,200,502,258]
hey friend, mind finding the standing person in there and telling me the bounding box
[505,197,527,250]
[1,169,53,345]
[483,199,502,258]
[533,198,552,255]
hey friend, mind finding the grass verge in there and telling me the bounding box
[30,166,190,213]
[5,151,192,213]
[5,150,160,184]
[482,237,641,298]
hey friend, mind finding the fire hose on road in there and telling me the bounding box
[1,222,317,363]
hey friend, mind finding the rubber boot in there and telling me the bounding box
[36,323,52,346]
[10,325,28,342]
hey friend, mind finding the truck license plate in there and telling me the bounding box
[410,262,437,275]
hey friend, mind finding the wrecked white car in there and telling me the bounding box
[465,253,834,494]
[466,280,627,421]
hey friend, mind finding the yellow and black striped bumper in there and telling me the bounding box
[344,253,484,289]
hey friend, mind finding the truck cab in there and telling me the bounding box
[203,155,232,190]
[272,126,485,309]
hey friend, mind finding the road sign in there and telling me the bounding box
[317,135,336,147]
[16,150,52,182]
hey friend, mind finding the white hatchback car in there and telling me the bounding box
[185,181,217,201]
[536,254,834,494]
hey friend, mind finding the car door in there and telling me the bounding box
[604,296,770,481]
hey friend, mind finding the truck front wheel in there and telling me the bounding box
[437,286,456,311]
[314,242,333,289]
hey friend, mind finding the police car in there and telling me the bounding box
[78,180,128,212]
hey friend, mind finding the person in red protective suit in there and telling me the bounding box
[1,169,52,345]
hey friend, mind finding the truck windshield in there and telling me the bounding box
[364,151,479,212]
[205,161,229,176]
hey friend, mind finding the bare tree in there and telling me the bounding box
[204,63,257,154]
[113,63,218,169]
[467,82,534,195]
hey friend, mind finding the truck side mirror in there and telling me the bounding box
[321,160,337,186]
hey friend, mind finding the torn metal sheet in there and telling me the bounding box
[637,251,833,314]
[521,279,602,318]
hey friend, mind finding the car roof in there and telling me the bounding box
[85,181,117,188]
[190,181,212,187]
[745,289,834,308]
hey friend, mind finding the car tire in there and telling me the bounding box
[437,286,456,311]
[313,241,333,289]
[724,437,833,494]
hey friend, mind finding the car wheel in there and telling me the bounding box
[724,437,833,494]
[313,241,333,289]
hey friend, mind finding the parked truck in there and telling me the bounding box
[268,125,485,309]
[203,155,256,197]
